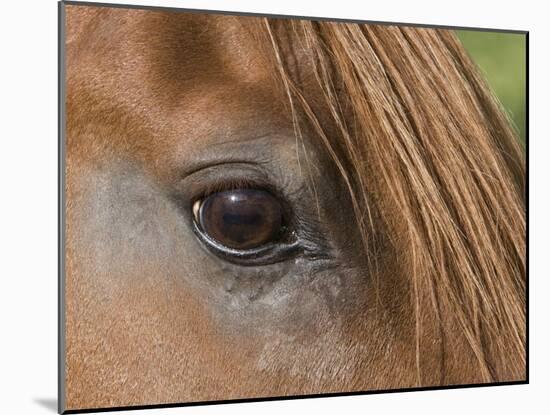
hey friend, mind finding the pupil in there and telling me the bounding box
[198,188,284,250]
[223,212,262,226]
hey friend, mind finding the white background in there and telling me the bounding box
[0,0,547,413]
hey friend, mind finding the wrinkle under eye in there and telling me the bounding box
[194,189,284,250]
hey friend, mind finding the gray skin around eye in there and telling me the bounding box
[170,134,372,334]
[72,130,372,341]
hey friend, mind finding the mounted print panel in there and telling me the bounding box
[59,1,527,412]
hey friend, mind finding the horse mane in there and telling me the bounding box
[260,19,526,383]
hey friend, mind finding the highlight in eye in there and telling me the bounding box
[193,188,285,250]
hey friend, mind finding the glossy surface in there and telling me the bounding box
[197,189,284,250]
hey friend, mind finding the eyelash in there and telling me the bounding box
[193,176,278,199]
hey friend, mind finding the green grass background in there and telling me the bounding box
[456,30,526,143]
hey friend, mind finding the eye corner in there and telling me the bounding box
[192,199,201,223]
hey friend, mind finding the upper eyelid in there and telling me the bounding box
[181,160,270,181]
[174,132,286,179]
[177,162,290,204]
[195,176,276,201]
[182,162,269,186]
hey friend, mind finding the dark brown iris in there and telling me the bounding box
[197,189,284,250]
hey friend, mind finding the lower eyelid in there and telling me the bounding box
[191,217,304,266]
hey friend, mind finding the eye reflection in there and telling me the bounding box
[194,189,285,250]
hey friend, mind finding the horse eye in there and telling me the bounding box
[193,189,285,250]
